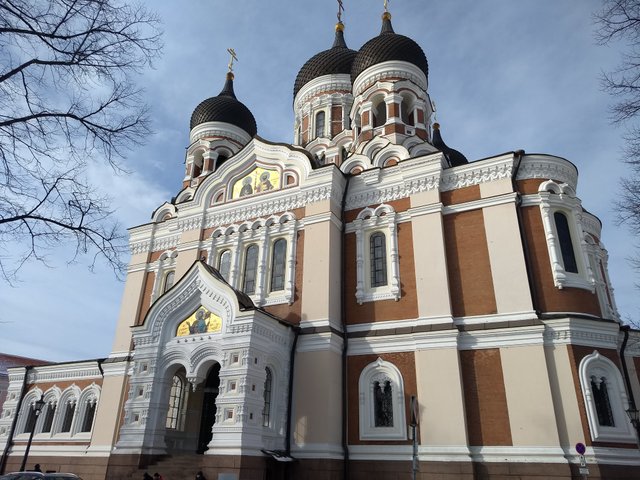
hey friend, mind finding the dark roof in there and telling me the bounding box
[293,24,357,98]
[190,73,257,136]
[432,123,468,167]
[201,262,255,310]
[351,13,428,84]
[0,353,50,375]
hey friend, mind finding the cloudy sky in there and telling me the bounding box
[1,0,638,362]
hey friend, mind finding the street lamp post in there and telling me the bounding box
[627,407,640,449]
[19,396,45,472]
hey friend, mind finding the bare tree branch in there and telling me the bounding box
[0,0,162,283]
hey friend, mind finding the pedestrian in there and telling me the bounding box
[143,473,153,480]
[153,473,164,480]
[34,464,42,472]
[195,471,207,480]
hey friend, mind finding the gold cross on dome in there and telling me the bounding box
[384,0,390,12]
[337,0,344,22]
[227,48,238,73]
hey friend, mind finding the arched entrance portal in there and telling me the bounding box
[163,363,220,454]
[197,364,220,453]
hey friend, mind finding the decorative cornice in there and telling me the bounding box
[205,185,334,228]
[150,233,181,253]
[294,74,353,112]
[353,61,428,97]
[516,154,578,191]
[189,121,252,146]
[440,154,514,191]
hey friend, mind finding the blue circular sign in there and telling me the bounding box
[575,442,586,455]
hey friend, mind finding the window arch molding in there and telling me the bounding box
[537,180,594,291]
[37,387,62,436]
[358,357,407,440]
[73,384,101,437]
[52,385,81,436]
[208,212,298,306]
[350,204,400,304]
[150,249,178,303]
[579,350,636,443]
[16,388,44,436]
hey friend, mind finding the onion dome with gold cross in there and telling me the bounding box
[351,11,428,89]
[190,72,257,138]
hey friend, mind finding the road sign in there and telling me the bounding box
[576,442,586,455]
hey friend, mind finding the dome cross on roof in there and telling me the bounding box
[227,48,238,73]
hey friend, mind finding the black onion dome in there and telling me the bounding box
[190,73,257,136]
[351,13,428,84]
[293,23,357,98]
[432,123,468,167]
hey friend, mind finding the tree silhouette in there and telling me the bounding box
[0,0,162,282]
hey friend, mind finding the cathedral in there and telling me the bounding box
[1,5,640,480]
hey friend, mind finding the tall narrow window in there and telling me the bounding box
[163,271,175,293]
[81,401,97,432]
[262,368,273,427]
[166,375,185,430]
[554,212,578,273]
[370,232,387,287]
[218,250,231,282]
[373,101,386,128]
[315,111,325,138]
[373,380,394,427]
[401,97,414,126]
[61,401,75,433]
[41,403,55,433]
[243,245,259,294]
[591,376,615,427]
[270,239,287,292]
[24,404,38,433]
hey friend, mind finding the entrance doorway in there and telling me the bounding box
[197,363,220,454]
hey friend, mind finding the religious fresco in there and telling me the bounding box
[176,306,222,336]
[231,166,280,199]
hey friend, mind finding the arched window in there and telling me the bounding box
[163,271,175,293]
[192,152,203,178]
[243,244,259,294]
[166,374,188,430]
[591,375,614,427]
[315,111,325,138]
[262,367,273,427]
[24,403,38,434]
[373,100,386,128]
[60,400,76,433]
[358,358,406,440]
[80,400,97,432]
[401,97,414,126]
[216,151,229,169]
[218,249,232,282]
[554,211,578,273]
[370,232,387,287]
[270,239,287,292]
[373,380,393,427]
[41,402,56,433]
[579,350,636,442]
[353,205,400,304]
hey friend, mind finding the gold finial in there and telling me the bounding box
[227,48,238,73]
[337,0,344,23]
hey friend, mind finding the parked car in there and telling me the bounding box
[0,473,83,480]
